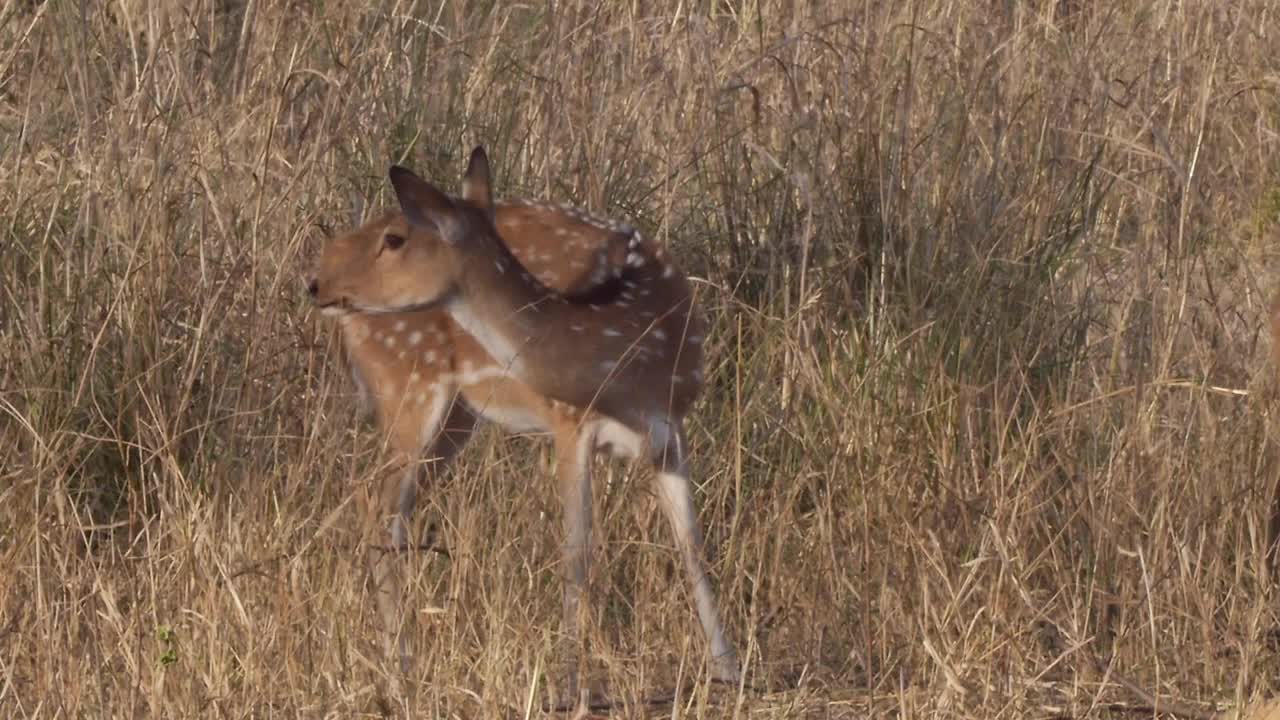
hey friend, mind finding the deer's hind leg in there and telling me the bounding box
[644,418,739,683]
[364,387,475,682]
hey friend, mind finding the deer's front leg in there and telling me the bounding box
[553,417,596,700]
[363,460,419,676]
[363,389,471,685]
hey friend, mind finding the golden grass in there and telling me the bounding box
[3,1,1280,717]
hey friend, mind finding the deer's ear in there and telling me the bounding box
[389,165,463,244]
[460,146,495,220]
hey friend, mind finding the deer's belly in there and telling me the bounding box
[465,398,549,434]
[458,376,553,435]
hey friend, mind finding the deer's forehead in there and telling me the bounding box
[328,226,379,252]
[326,216,402,255]
[380,213,412,238]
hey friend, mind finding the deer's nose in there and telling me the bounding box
[307,278,320,298]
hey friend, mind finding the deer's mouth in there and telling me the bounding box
[310,294,352,316]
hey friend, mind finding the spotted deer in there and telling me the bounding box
[307,147,739,693]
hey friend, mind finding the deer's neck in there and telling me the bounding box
[442,232,661,426]
[447,240,563,377]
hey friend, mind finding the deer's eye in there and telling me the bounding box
[384,233,406,250]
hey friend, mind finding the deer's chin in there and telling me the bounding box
[347,288,457,315]
[350,296,451,315]
[318,305,349,317]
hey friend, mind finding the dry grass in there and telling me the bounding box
[4,1,1280,717]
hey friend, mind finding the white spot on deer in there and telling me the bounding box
[409,371,421,384]
[599,360,617,372]
[570,324,585,333]
[408,331,423,346]
[688,335,704,345]
[555,226,569,237]
[602,328,622,337]
[424,350,438,364]
[651,329,666,340]
[394,320,407,332]
[384,335,397,349]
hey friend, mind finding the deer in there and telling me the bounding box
[307,147,740,698]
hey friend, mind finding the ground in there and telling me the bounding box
[3,1,1280,717]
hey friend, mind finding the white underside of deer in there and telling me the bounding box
[308,148,739,698]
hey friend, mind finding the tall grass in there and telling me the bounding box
[3,1,1279,716]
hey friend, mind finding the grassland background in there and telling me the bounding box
[4,1,1280,717]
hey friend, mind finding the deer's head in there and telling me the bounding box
[309,147,500,315]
